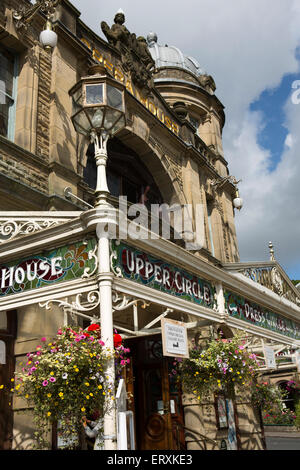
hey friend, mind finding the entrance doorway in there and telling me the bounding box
[124,335,186,450]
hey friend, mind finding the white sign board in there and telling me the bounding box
[161,318,189,358]
[264,345,277,369]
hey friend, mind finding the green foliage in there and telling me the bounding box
[294,401,300,430]
[263,409,296,426]
[8,325,129,449]
[251,381,285,410]
[176,334,260,399]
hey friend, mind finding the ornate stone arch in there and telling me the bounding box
[116,128,187,207]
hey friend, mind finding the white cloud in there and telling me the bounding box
[71,0,300,277]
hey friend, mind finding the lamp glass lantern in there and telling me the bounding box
[69,68,126,205]
[70,72,126,139]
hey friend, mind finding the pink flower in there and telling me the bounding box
[49,377,56,383]
[42,380,48,386]
[57,329,62,335]
[120,360,126,366]
[98,340,105,346]
[41,337,46,342]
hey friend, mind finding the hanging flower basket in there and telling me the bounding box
[176,334,260,399]
[11,325,129,449]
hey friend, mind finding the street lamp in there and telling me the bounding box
[69,64,126,451]
[69,64,126,206]
[233,189,244,211]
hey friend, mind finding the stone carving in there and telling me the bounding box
[101,10,155,93]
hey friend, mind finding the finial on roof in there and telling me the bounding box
[269,241,275,261]
[116,8,125,15]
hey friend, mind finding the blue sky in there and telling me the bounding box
[250,72,298,173]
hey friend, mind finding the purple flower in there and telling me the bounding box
[42,380,49,386]
[49,377,56,383]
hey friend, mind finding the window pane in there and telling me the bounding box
[85,84,103,105]
[0,49,15,139]
[107,85,123,111]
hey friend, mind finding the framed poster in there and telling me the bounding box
[215,393,228,429]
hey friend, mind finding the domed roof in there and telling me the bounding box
[147,32,205,77]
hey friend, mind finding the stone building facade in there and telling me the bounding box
[0,0,299,451]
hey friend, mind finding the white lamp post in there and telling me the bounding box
[69,65,126,450]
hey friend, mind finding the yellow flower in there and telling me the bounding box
[47,393,52,398]
[0,385,4,390]
[11,378,14,382]
[98,385,102,390]
[86,395,90,400]
[25,394,29,399]
[75,368,79,372]
[89,393,93,397]
[59,392,64,397]
[85,382,90,387]
[47,412,51,417]
[81,407,86,412]
[50,372,54,376]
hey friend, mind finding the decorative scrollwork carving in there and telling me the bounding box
[40,290,100,313]
[82,241,98,279]
[112,290,150,311]
[0,218,65,243]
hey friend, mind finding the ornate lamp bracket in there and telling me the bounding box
[13,0,61,31]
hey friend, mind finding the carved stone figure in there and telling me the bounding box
[101,11,155,93]
[101,11,131,52]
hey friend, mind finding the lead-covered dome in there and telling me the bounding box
[147,32,206,77]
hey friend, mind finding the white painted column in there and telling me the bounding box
[215,281,228,322]
[98,233,117,450]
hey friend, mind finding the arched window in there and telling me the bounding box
[83,137,163,208]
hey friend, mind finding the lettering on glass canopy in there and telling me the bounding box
[112,241,216,309]
[225,290,300,340]
[0,239,97,298]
